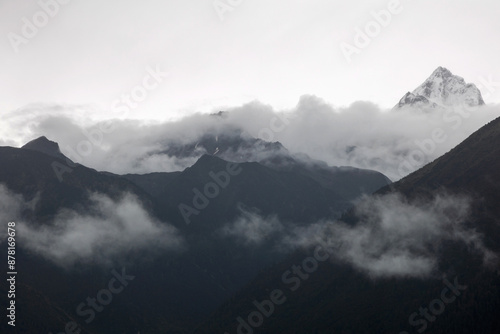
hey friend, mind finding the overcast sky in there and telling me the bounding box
[1,0,500,121]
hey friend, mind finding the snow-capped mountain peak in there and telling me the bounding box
[396,66,485,109]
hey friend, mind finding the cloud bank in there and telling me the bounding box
[1,98,499,179]
[0,96,500,180]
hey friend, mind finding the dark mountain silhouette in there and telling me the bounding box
[155,154,348,229]
[22,135,72,162]
[138,132,391,202]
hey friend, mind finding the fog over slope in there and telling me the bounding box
[283,192,495,278]
[0,185,184,267]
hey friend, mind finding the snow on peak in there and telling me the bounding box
[396,67,485,109]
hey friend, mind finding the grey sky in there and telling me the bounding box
[1,0,500,121]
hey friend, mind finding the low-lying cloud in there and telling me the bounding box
[0,185,184,267]
[220,208,284,245]
[223,192,495,279]
[283,192,495,278]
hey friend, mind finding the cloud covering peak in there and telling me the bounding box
[2,97,499,180]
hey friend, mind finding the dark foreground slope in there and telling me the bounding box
[386,117,500,251]
[197,117,500,334]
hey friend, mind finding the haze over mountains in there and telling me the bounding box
[1,67,499,333]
